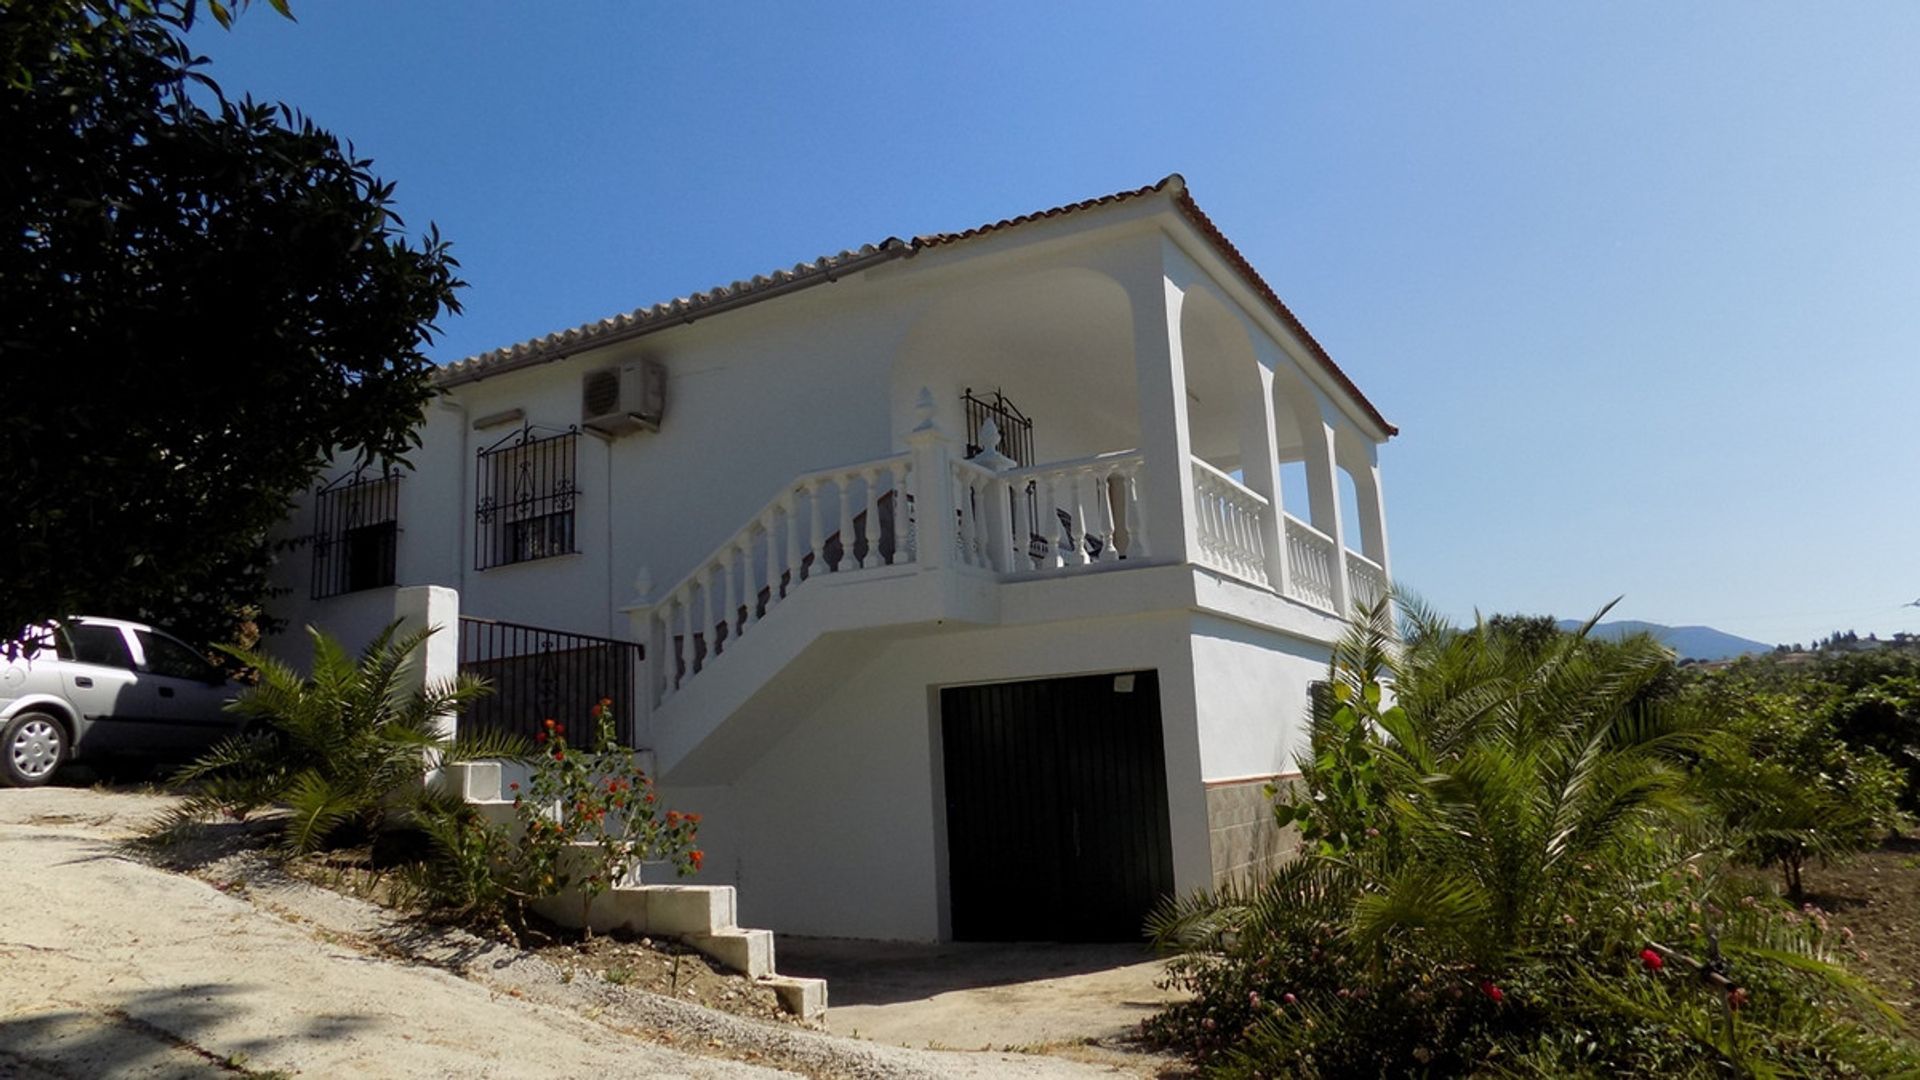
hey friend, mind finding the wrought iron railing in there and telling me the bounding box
[962,387,1034,466]
[310,467,401,599]
[457,616,643,747]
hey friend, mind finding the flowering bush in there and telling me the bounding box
[413,699,701,938]
[510,700,701,933]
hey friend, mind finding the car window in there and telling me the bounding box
[62,624,134,669]
[136,631,215,681]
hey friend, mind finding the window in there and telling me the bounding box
[135,630,214,681]
[311,468,401,599]
[59,624,133,669]
[475,427,579,570]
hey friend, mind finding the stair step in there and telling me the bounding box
[760,974,827,1020]
[690,928,774,979]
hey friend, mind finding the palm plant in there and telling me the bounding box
[1147,598,1914,1076]
[160,622,528,855]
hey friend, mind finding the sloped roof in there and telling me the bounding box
[437,176,1394,436]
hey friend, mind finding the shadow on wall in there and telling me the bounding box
[0,982,376,1077]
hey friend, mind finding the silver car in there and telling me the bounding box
[1,617,241,787]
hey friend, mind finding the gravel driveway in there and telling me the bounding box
[0,787,1142,1079]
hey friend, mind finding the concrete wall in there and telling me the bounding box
[654,610,1208,941]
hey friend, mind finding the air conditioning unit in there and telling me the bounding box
[581,360,666,437]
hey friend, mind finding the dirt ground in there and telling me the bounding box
[0,784,1163,1079]
[776,937,1187,1073]
[1804,835,1920,1021]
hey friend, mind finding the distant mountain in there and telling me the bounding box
[1553,619,1772,661]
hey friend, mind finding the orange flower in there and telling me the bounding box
[689,850,705,871]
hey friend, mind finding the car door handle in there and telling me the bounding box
[74,676,93,688]
[158,686,174,698]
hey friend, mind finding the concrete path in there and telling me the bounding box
[775,939,1184,1054]
[0,786,1158,1079]
[0,787,782,1079]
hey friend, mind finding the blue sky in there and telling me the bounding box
[191,2,1920,646]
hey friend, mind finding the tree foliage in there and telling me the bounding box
[1,0,462,646]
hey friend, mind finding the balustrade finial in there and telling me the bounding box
[912,386,939,434]
[631,565,653,604]
[972,416,1014,471]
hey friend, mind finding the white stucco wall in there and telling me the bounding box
[651,610,1209,941]
[1188,614,1331,782]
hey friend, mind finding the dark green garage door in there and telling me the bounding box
[940,670,1176,942]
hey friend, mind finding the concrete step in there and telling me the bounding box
[689,927,774,979]
[759,974,827,1021]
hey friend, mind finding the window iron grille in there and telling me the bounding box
[310,467,401,599]
[475,426,580,570]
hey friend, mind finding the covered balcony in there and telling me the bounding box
[640,248,1393,714]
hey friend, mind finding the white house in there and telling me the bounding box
[266,174,1397,943]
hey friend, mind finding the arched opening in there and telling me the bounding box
[891,267,1139,458]
[1175,284,1263,477]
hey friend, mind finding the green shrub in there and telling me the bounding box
[159,622,524,854]
[1147,601,1917,1077]
[1685,672,1905,898]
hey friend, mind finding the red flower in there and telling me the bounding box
[1481,981,1504,1004]
[552,749,565,761]
[509,782,519,791]
[686,812,701,824]
[1640,948,1664,973]
[535,731,547,743]
[689,849,705,870]
[1727,986,1749,1011]
[666,811,681,825]
[544,718,556,730]
[644,792,656,804]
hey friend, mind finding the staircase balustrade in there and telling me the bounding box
[651,453,912,707]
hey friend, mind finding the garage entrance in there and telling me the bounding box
[939,670,1176,942]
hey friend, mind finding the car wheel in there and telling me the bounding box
[2,711,69,788]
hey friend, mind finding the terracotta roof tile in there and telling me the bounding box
[437,178,1396,437]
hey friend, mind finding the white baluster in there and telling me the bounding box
[1060,468,1086,567]
[763,511,780,606]
[722,549,739,645]
[779,490,802,584]
[837,473,855,572]
[887,465,905,565]
[669,597,685,693]
[700,567,716,667]
[1128,464,1151,559]
[807,479,824,579]
[899,461,918,563]
[741,541,759,627]
[1096,467,1119,562]
[1009,477,1031,574]
[861,467,882,568]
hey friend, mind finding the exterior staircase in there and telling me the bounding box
[445,760,827,1019]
